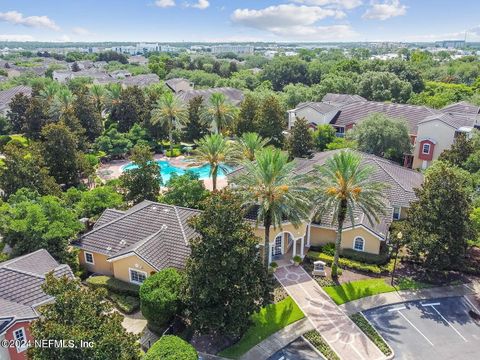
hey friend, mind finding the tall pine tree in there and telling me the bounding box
[288,117,314,158]
[255,95,285,148]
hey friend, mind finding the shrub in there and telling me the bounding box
[322,243,336,256]
[0,135,12,151]
[144,335,198,360]
[293,255,302,263]
[85,275,139,296]
[165,148,182,157]
[341,248,389,265]
[140,268,184,332]
[350,313,392,356]
[109,293,140,314]
[306,251,394,275]
[304,330,340,360]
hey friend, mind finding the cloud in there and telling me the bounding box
[190,0,210,9]
[72,27,91,36]
[293,0,363,9]
[231,4,353,40]
[0,10,59,31]
[0,34,35,41]
[155,0,175,8]
[362,0,406,20]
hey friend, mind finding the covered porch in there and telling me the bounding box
[268,224,311,266]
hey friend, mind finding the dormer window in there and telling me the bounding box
[422,143,430,154]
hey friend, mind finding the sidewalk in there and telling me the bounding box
[275,265,386,360]
[240,318,314,360]
[339,281,480,315]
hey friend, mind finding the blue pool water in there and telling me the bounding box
[122,160,233,184]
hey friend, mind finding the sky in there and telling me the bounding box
[0,0,480,43]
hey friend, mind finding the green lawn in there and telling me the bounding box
[219,296,304,359]
[323,278,432,305]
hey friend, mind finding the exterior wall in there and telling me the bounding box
[252,223,309,244]
[111,255,157,284]
[310,226,337,246]
[288,107,328,129]
[412,121,456,169]
[4,321,33,360]
[417,139,435,161]
[341,227,382,254]
[78,250,113,276]
[309,225,382,254]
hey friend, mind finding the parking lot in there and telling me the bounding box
[363,296,480,360]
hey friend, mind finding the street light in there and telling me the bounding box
[391,231,403,286]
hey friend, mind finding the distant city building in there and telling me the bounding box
[111,43,180,54]
[435,40,466,49]
[211,44,254,55]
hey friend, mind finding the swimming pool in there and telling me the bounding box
[122,159,233,184]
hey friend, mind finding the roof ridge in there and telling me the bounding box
[2,266,47,280]
[174,206,189,245]
[369,157,409,192]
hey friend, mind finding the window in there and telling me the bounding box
[14,327,27,353]
[393,207,401,220]
[84,252,94,265]
[129,269,147,284]
[422,143,430,154]
[353,237,364,252]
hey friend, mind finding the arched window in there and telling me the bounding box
[353,237,364,252]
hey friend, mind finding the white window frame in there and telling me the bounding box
[392,206,401,220]
[353,237,365,252]
[129,268,147,285]
[422,143,430,154]
[13,327,28,353]
[84,252,95,265]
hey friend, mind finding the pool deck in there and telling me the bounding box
[96,154,228,191]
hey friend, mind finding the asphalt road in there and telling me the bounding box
[363,296,480,360]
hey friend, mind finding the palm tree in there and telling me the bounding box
[233,147,311,268]
[151,91,188,155]
[194,134,233,191]
[104,83,122,112]
[201,93,237,134]
[40,82,59,102]
[309,150,386,277]
[90,84,106,114]
[52,88,76,119]
[232,132,270,163]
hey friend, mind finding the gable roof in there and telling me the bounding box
[176,87,244,106]
[0,249,74,333]
[441,101,480,116]
[75,201,201,271]
[419,112,478,130]
[331,100,439,134]
[165,78,194,93]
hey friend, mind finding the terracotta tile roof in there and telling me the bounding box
[75,201,201,271]
[420,112,478,130]
[441,101,480,116]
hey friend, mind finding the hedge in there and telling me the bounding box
[109,293,140,314]
[350,313,392,356]
[303,330,340,360]
[307,251,394,275]
[144,335,198,360]
[341,248,389,265]
[86,275,140,296]
[140,268,184,332]
[165,148,182,157]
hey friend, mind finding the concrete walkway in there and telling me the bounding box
[275,265,386,360]
[240,318,314,360]
[339,281,480,315]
